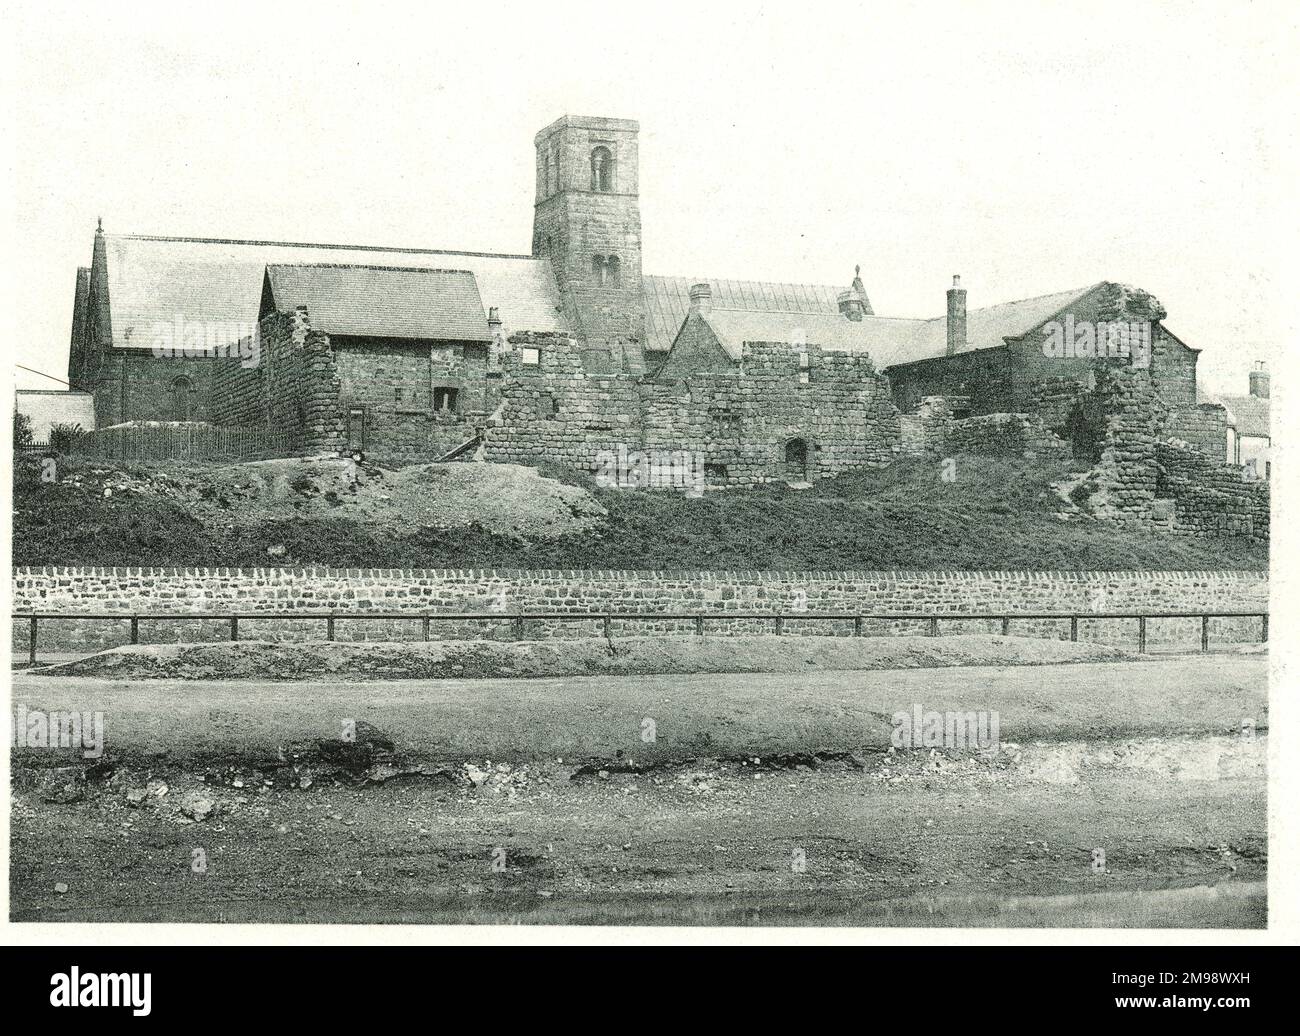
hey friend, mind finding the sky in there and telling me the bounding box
[4,0,1294,396]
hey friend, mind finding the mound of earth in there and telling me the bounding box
[50,456,605,539]
[35,633,1141,681]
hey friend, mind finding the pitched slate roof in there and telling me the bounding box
[643,275,844,355]
[261,264,492,342]
[97,233,566,350]
[688,284,1099,369]
[1217,394,1270,439]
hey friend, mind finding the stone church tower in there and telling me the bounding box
[532,115,645,370]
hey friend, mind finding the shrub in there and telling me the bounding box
[48,422,87,453]
[13,411,34,449]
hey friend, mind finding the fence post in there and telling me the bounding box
[603,613,612,639]
[695,615,705,636]
[130,617,139,645]
[775,615,784,636]
[514,616,525,641]
[230,617,239,642]
[327,616,336,641]
[422,616,431,641]
[1070,616,1078,642]
[854,615,863,637]
[1001,616,1010,636]
[928,616,938,637]
[1262,614,1268,643]
[1201,615,1209,653]
[1138,616,1147,654]
[29,615,37,666]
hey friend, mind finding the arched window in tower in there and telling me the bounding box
[590,146,614,192]
[592,254,607,285]
[605,255,621,288]
[170,376,194,421]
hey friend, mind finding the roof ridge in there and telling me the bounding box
[266,263,476,275]
[646,273,842,292]
[110,233,539,261]
[707,305,925,324]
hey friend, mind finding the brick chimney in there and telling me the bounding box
[1249,360,1269,399]
[688,282,712,315]
[946,275,967,356]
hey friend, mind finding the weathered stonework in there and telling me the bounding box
[11,566,1268,653]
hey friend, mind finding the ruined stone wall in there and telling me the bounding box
[1089,368,1167,527]
[250,310,346,454]
[330,336,494,463]
[1165,403,1230,462]
[483,331,645,468]
[642,342,899,485]
[1156,440,1270,542]
[12,566,1268,653]
[944,413,1070,458]
[486,335,899,486]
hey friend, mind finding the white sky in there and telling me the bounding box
[4,0,1293,396]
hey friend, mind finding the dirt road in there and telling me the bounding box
[10,658,1267,926]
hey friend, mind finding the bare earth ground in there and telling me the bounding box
[10,656,1266,926]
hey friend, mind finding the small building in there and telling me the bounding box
[14,389,96,443]
[1216,362,1271,477]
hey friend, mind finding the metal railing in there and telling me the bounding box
[13,608,1268,666]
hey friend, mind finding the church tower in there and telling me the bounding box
[532,115,645,369]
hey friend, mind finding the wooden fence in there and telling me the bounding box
[70,425,294,463]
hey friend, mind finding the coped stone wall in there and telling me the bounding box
[12,566,1267,654]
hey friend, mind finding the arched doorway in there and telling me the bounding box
[170,376,195,421]
[784,437,809,480]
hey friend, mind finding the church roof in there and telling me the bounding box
[643,275,843,354]
[95,233,566,350]
[261,264,493,342]
[683,284,1099,368]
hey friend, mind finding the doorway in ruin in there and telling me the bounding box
[784,437,809,480]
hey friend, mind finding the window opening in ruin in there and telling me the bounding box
[521,347,541,366]
[590,146,613,192]
[433,387,459,413]
[705,463,728,486]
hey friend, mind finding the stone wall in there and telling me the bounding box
[1156,440,1270,541]
[12,566,1267,654]
[485,333,899,486]
[1165,403,1230,462]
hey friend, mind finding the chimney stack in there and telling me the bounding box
[487,306,502,333]
[946,275,967,356]
[1249,360,1270,399]
[688,282,712,315]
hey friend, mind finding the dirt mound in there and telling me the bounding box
[52,456,605,539]
[36,633,1141,681]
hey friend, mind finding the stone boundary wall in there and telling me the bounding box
[12,567,1268,654]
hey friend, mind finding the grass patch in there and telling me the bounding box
[12,454,1267,570]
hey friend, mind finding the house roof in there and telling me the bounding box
[96,233,566,351]
[1217,394,1271,439]
[685,284,1099,369]
[261,264,493,342]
